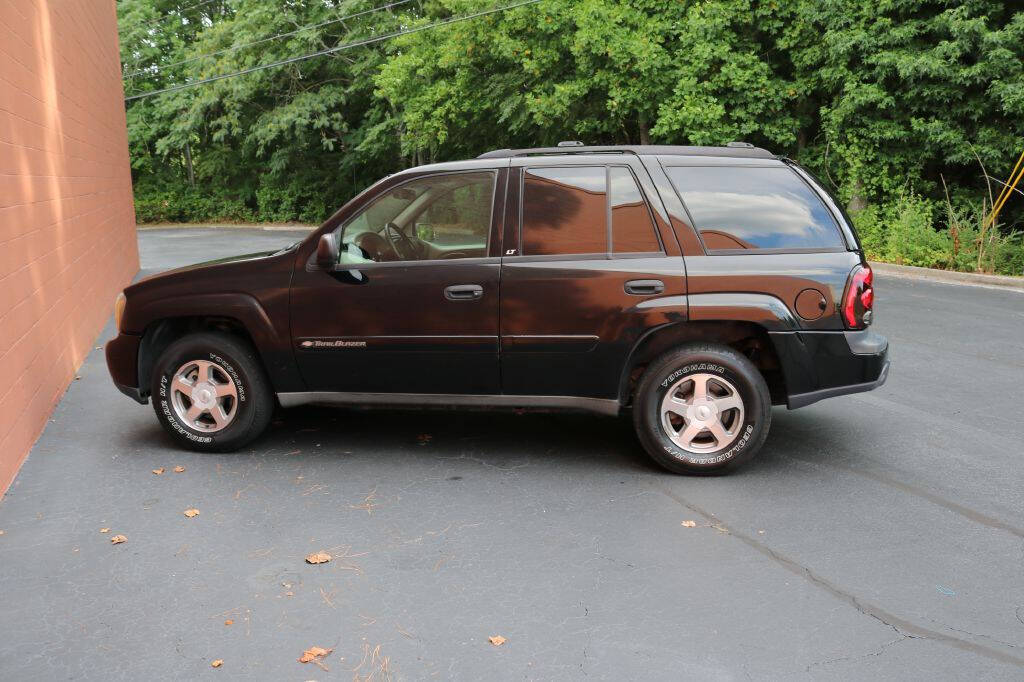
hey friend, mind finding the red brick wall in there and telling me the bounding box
[0,0,138,496]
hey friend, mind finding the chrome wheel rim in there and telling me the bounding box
[660,373,745,453]
[169,359,238,433]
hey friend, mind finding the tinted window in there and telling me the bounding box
[610,167,660,253]
[522,167,606,255]
[665,166,843,251]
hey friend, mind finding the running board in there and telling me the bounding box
[276,392,621,416]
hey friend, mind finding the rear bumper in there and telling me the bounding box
[105,333,147,404]
[769,329,889,409]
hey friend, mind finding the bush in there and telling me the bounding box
[852,193,1023,276]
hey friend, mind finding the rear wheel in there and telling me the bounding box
[150,332,273,452]
[632,343,771,474]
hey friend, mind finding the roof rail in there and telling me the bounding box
[476,144,775,160]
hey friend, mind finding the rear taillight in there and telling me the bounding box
[843,265,874,329]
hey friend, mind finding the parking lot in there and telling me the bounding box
[1,227,1022,680]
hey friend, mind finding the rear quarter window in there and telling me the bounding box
[665,166,844,251]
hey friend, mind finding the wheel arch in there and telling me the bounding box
[130,292,285,399]
[618,319,788,407]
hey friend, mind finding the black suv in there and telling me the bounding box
[106,144,888,474]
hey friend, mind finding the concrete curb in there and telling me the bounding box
[870,261,1024,291]
[137,223,316,232]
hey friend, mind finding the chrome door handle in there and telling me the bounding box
[444,284,484,301]
[624,279,665,296]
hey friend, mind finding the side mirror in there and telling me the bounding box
[316,233,339,269]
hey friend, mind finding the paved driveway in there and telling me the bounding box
[1,228,1023,680]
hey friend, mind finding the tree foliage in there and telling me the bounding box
[119,0,1024,271]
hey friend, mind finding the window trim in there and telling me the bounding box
[661,163,847,256]
[515,163,665,260]
[332,168,499,265]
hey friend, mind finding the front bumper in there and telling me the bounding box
[105,333,147,404]
[769,329,890,409]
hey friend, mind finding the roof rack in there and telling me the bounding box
[477,144,775,160]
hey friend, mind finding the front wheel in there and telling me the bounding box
[150,332,273,452]
[632,343,772,474]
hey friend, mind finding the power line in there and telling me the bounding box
[124,0,542,102]
[125,0,416,78]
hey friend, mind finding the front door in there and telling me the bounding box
[290,168,505,394]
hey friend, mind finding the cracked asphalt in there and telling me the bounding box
[1,227,1023,680]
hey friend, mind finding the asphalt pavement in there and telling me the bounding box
[1,227,1022,680]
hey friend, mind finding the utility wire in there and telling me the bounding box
[125,0,415,78]
[124,0,542,102]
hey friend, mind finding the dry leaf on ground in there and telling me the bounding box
[99,528,110,533]
[184,508,200,518]
[211,659,223,668]
[305,551,332,565]
[173,466,185,473]
[298,646,332,664]
[152,468,165,475]
[488,635,507,646]
[681,520,697,528]
[110,535,127,544]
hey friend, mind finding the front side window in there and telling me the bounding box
[521,166,661,256]
[665,166,844,251]
[339,171,495,264]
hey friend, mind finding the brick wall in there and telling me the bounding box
[0,0,138,496]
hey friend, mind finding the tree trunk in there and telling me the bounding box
[183,141,195,189]
[847,179,867,213]
[638,113,651,146]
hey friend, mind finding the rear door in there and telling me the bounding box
[499,156,686,399]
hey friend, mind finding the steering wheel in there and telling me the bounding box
[383,222,418,260]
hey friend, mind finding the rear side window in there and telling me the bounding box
[522,167,606,255]
[610,167,660,253]
[665,166,843,251]
[521,166,661,256]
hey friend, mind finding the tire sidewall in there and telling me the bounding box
[639,350,768,472]
[152,337,261,449]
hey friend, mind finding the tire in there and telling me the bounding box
[632,343,771,475]
[150,332,273,452]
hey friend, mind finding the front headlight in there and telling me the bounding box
[114,292,127,332]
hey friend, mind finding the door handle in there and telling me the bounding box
[444,284,484,301]
[624,279,665,296]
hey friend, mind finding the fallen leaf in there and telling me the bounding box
[100,528,110,533]
[173,466,185,473]
[110,535,127,544]
[211,659,223,668]
[298,646,333,664]
[488,635,506,646]
[184,508,200,518]
[152,468,165,475]
[681,520,697,528]
[305,551,332,565]
[224,619,233,626]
